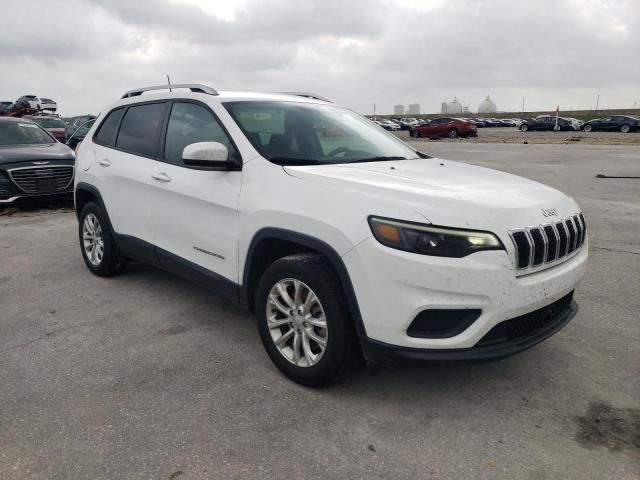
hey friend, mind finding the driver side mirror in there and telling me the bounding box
[182,142,240,170]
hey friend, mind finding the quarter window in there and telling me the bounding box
[116,103,166,157]
[94,108,123,146]
[163,102,234,165]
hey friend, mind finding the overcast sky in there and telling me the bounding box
[1,0,638,116]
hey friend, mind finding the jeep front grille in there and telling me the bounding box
[9,166,74,194]
[509,213,586,272]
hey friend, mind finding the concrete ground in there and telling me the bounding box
[1,143,639,479]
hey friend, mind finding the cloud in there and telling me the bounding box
[0,0,638,115]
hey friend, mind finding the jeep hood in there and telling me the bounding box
[283,158,578,229]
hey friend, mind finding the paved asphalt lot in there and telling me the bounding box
[1,143,639,479]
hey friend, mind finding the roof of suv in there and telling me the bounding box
[103,90,333,117]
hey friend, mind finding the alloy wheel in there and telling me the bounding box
[82,213,104,266]
[266,278,328,367]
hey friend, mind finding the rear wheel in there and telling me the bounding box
[621,124,630,133]
[520,124,528,132]
[256,254,357,386]
[448,128,459,138]
[583,124,593,132]
[79,202,125,277]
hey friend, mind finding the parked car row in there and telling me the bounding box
[372,117,429,131]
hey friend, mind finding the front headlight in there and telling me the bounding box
[368,216,504,258]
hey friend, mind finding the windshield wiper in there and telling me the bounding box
[269,157,326,166]
[344,156,408,163]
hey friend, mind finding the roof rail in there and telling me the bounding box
[121,83,218,99]
[278,92,332,103]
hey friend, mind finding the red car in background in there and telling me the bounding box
[27,116,67,141]
[410,117,477,138]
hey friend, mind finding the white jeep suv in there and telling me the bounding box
[74,84,588,386]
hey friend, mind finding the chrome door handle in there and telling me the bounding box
[97,159,111,167]
[151,172,172,182]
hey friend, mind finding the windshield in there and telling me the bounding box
[0,121,54,146]
[68,119,95,139]
[224,101,420,165]
[33,117,65,128]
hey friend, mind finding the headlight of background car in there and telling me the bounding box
[368,216,504,258]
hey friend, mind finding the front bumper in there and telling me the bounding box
[361,294,577,366]
[342,236,587,353]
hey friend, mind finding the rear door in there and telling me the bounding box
[609,116,623,131]
[149,100,242,286]
[93,101,168,252]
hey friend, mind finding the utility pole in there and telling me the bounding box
[522,97,525,114]
[595,94,600,111]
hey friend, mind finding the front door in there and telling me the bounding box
[149,100,242,285]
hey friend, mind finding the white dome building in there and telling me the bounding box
[478,95,497,113]
[441,97,463,114]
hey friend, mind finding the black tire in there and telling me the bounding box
[78,202,125,277]
[411,129,421,138]
[448,128,458,138]
[255,253,358,387]
[583,124,592,132]
[620,124,630,133]
[520,124,528,132]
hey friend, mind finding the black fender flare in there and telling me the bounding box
[241,227,367,338]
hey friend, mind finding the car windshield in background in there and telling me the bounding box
[224,101,419,165]
[0,121,54,146]
[33,117,65,128]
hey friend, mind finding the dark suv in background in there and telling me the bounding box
[582,115,639,133]
[519,116,577,132]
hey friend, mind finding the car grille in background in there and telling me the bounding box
[509,213,586,271]
[9,166,74,194]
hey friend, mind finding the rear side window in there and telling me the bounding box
[94,108,124,146]
[116,103,166,157]
[163,102,235,165]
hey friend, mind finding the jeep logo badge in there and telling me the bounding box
[541,208,558,217]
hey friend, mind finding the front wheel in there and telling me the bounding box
[583,124,593,132]
[621,124,630,133]
[520,124,528,132]
[448,128,459,138]
[256,254,357,386]
[411,129,421,138]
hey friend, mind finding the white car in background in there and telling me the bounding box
[39,98,58,112]
[74,84,588,386]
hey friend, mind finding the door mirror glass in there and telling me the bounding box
[183,141,236,169]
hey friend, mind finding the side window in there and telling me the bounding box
[163,102,235,165]
[94,108,124,146]
[116,103,166,157]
